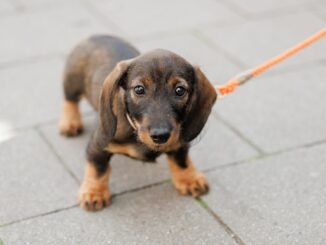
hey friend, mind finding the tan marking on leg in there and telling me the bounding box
[107,143,146,160]
[167,156,209,197]
[59,100,83,136]
[78,162,111,211]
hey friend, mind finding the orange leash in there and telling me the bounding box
[216,27,326,98]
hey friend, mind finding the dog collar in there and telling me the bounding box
[125,113,137,130]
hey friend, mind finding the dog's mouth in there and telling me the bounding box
[137,128,180,152]
[126,114,181,152]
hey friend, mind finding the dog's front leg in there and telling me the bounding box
[78,137,112,211]
[167,147,209,197]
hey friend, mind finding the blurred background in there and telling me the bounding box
[0,0,325,244]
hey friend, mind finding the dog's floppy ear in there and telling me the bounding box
[99,59,133,139]
[182,66,217,142]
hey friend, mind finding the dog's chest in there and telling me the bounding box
[107,141,161,162]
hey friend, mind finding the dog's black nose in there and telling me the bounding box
[150,128,171,144]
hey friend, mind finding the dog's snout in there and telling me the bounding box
[150,127,171,144]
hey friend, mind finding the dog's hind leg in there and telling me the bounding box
[59,70,84,137]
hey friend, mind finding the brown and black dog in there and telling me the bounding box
[59,35,217,211]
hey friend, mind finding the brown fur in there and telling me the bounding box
[106,143,147,160]
[167,156,209,197]
[59,100,83,136]
[60,35,217,211]
[78,162,111,211]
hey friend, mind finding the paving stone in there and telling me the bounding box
[39,115,171,194]
[0,3,110,65]
[311,2,326,21]
[89,0,242,36]
[134,33,242,85]
[203,143,326,244]
[0,183,237,245]
[214,66,326,153]
[0,0,325,244]
[163,115,259,170]
[226,0,322,15]
[0,130,78,225]
[12,0,81,12]
[0,1,15,15]
[200,12,326,70]
[0,59,92,132]
[40,112,258,194]
[316,0,326,9]
[317,9,326,20]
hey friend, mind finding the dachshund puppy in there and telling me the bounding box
[59,35,217,211]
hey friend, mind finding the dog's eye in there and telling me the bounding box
[134,85,145,95]
[175,86,186,96]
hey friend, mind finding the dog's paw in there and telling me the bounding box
[172,171,209,197]
[59,117,83,137]
[78,183,110,211]
[59,101,83,137]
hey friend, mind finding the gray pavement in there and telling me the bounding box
[0,0,325,244]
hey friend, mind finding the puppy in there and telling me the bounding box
[59,35,217,211]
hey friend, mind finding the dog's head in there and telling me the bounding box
[100,49,217,151]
